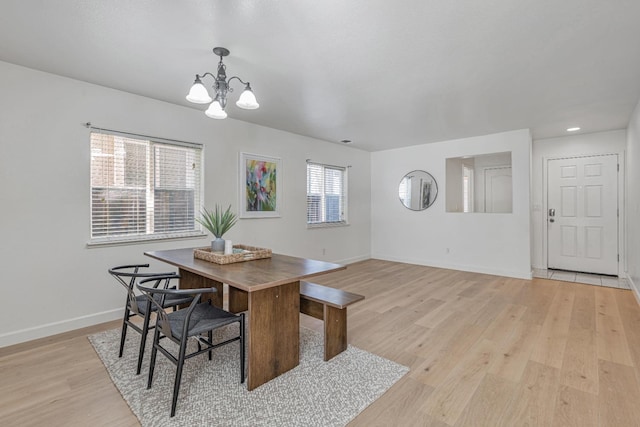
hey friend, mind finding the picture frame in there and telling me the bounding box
[239,152,281,218]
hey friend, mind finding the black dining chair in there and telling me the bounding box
[108,264,193,375]
[137,274,245,417]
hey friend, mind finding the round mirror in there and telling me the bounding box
[398,170,438,211]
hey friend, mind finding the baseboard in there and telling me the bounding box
[627,273,640,306]
[0,308,122,348]
[1,253,529,348]
[333,254,371,265]
[373,254,533,280]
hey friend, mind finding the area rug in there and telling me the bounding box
[89,325,408,426]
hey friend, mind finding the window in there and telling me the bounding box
[89,131,203,244]
[463,165,474,213]
[398,175,412,207]
[306,162,347,226]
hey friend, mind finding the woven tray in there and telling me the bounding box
[193,244,272,265]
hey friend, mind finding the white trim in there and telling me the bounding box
[627,273,640,306]
[541,152,625,276]
[87,232,207,247]
[374,254,532,280]
[307,222,350,229]
[0,308,122,348]
[332,254,371,265]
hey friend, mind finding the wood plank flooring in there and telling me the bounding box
[2,259,640,426]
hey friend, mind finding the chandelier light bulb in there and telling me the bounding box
[236,85,260,110]
[205,100,228,119]
[186,76,212,104]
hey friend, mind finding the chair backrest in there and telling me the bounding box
[108,264,177,315]
[137,276,216,340]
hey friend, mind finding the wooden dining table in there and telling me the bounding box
[144,247,346,390]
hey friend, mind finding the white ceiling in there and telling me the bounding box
[1,1,639,151]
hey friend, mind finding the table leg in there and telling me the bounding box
[228,287,248,313]
[247,280,300,391]
[178,268,223,307]
[323,305,347,361]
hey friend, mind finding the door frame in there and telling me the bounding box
[482,165,512,213]
[541,152,625,276]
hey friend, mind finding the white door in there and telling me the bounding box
[547,155,618,275]
[484,166,512,213]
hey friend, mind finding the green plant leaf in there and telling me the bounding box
[196,204,237,238]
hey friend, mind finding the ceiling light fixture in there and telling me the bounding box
[186,47,259,119]
[567,127,581,132]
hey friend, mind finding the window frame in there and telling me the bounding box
[306,161,349,228]
[462,164,474,213]
[87,129,206,247]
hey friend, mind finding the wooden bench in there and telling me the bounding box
[299,281,365,361]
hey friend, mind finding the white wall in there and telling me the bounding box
[0,61,371,347]
[371,129,532,279]
[627,101,640,298]
[531,130,626,270]
[445,157,464,212]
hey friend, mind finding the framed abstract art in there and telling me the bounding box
[239,152,281,218]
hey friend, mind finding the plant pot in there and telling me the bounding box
[211,237,225,253]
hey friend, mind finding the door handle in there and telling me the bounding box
[549,218,555,223]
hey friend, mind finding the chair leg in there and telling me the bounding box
[208,330,213,361]
[171,337,189,417]
[147,327,160,390]
[118,309,130,358]
[240,313,245,383]
[136,313,152,375]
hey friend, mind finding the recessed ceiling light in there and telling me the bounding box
[567,127,581,132]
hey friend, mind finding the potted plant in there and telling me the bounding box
[196,204,238,253]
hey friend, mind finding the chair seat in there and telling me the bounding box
[135,293,192,316]
[166,303,240,340]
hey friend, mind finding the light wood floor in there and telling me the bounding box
[2,259,640,426]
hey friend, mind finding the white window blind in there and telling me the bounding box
[90,131,203,244]
[306,162,347,226]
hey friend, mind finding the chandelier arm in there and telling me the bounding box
[227,76,249,87]
[196,72,218,82]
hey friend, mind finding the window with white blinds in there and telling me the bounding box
[89,131,203,244]
[306,162,348,226]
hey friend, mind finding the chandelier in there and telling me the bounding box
[186,47,259,119]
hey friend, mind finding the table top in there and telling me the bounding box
[144,247,346,292]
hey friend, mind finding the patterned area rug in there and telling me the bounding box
[89,325,408,426]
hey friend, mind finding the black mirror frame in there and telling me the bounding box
[398,170,438,211]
